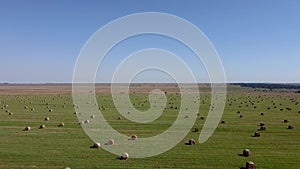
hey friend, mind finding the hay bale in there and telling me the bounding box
[117,116,123,120]
[221,120,225,124]
[8,112,13,115]
[200,116,205,120]
[44,117,50,121]
[85,120,90,124]
[288,125,294,129]
[108,139,114,145]
[243,149,251,157]
[31,108,35,111]
[90,115,95,118]
[246,161,256,169]
[5,110,9,113]
[64,167,71,169]
[239,115,243,118]
[58,122,64,127]
[93,142,101,148]
[120,152,129,160]
[283,119,289,123]
[193,128,199,132]
[259,122,265,126]
[259,126,266,131]
[131,135,137,140]
[188,139,196,145]
[237,111,241,114]
[254,132,260,137]
[39,125,45,129]
[49,109,53,112]
[260,112,264,116]
[24,106,28,109]
[24,126,31,131]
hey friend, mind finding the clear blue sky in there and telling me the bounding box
[0,0,299,83]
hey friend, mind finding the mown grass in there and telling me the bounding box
[1,88,300,168]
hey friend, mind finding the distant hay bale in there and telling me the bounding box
[239,115,243,118]
[49,109,53,112]
[131,135,137,140]
[74,111,78,115]
[237,111,241,114]
[283,119,289,123]
[259,126,266,131]
[31,108,35,111]
[254,132,260,137]
[44,117,50,121]
[200,116,205,120]
[93,142,101,148]
[246,161,256,169]
[184,115,189,118]
[243,149,251,157]
[5,110,9,113]
[90,115,95,118]
[58,122,64,127]
[193,128,199,132]
[117,116,123,120]
[64,167,71,169]
[188,139,196,145]
[120,152,129,160]
[8,112,13,115]
[39,125,45,129]
[221,120,225,124]
[24,106,28,109]
[288,125,294,129]
[85,120,90,124]
[108,139,114,145]
[259,122,265,126]
[24,126,31,131]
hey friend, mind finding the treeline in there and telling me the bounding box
[232,83,300,90]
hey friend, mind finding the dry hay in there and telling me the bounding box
[246,161,256,169]
[243,149,251,157]
[39,125,45,129]
[44,117,50,121]
[49,109,53,112]
[188,139,196,145]
[283,119,289,123]
[131,135,137,140]
[92,142,101,148]
[259,126,266,131]
[193,128,199,132]
[8,112,13,115]
[120,152,129,160]
[117,116,123,120]
[90,115,95,118]
[24,126,31,131]
[58,122,65,127]
[253,132,260,137]
[287,125,294,129]
[107,139,115,145]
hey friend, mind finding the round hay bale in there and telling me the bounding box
[39,124,45,129]
[5,110,9,113]
[44,117,50,121]
[259,122,265,126]
[188,139,196,145]
[283,119,289,123]
[25,106,28,109]
[64,167,71,169]
[108,139,114,145]
[200,116,205,120]
[237,111,241,114]
[117,116,123,120]
[8,112,13,115]
[288,125,294,129]
[243,149,251,157]
[24,126,31,131]
[246,161,256,169]
[260,112,264,116]
[31,108,35,111]
[221,120,225,124]
[259,126,266,131]
[49,109,53,112]
[254,132,260,137]
[239,115,243,118]
[58,122,64,127]
[131,135,137,140]
[74,111,78,115]
[90,115,95,118]
[193,128,199,132]
[120,152,129,160]
[184,115,189,118]
[85,120,90,124]
[93,142,101,148]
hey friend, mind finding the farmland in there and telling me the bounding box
[1,84,300,169]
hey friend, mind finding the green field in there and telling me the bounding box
[1,85,300,169]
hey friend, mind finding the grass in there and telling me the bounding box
[1,86,300,168]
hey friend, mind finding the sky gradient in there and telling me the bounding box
[0,0,300,83]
